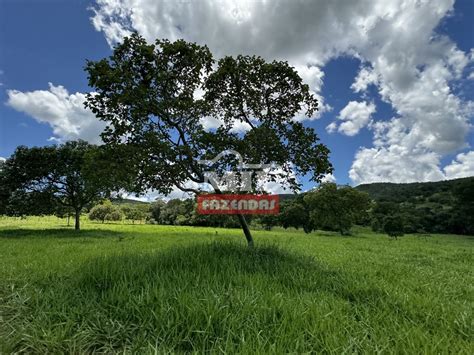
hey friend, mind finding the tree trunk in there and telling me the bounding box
[236,213,254,247]
[74,209,80,230]
[67,214,70,227]
[212,187,254,247]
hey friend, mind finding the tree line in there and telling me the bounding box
[357,178,474,235]
[1,140,472,237]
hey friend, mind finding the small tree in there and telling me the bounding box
[85,34,332,246]
[370,202,400,232]
[304,183,371,235]
[105,209,123,222]
[121,205,148,224]
[2,141,109,230]
[383,214,405,239]
[150,200,166,223]
[89,200,115,223]
[279,200,312,233]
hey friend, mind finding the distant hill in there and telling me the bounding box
[278,193,298,201]
[355,177,474,203]
[113,194,298,204]
[354,177,474,235]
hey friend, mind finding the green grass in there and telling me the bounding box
[0,216,473,353]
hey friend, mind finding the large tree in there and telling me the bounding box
[2,140,109,230]
[304,183,371,235]
[85,33,332,246]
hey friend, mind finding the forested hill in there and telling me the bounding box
[355,177,474,203]
[355,177,474,235]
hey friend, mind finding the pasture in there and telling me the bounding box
[0,217,472,353]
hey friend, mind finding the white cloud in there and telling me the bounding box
[444,151,474,179]
[199,116,222,131]
[326,122,337,134]
[5,81,252,147]
[350,59,473,184]
[6,83,105,144]
[199,116,252,134]
[350,147,474,184]
[293,64,331,118]
[351,66,378,93]
[335,101,376,136]
[321,173,336,183]
[468,72,474,80]
[89,0,474,184]
[349,147,445,184]
[0,157,6,163]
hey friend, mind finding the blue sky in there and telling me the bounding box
[1,0,473,195]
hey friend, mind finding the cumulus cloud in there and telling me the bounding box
[333,101,376,136]
[89,0,474,184]
[293,64,331,118]
[199,116,252,134]
[6,83,105,144]
[349,59,473,184]
[351,66,378,93]
[444,151,474,179]
[350,147,474,184]
[321,173,336,183]
[325,122,337,134]
[1,0,464,184]
[349,147,445,184]
[0,157,6,162]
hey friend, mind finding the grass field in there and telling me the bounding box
[0,216,473,353]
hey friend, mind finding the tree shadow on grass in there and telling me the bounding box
[71,242,388,310]
[3,242,402,353]
[0,228,122,239]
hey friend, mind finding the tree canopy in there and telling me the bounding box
[304,183,371,235]
[1,140,109,230]
[85,33,332,245]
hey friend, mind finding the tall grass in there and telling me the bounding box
[0,217,473,353]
